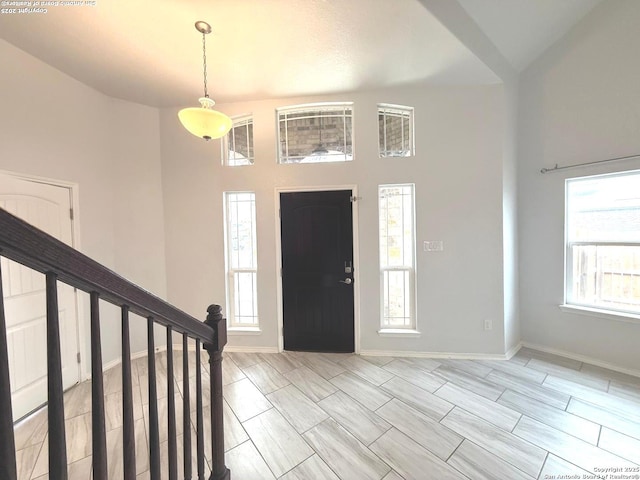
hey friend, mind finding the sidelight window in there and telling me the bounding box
[379,184,416,329]
[224,192,259,327]
[565,170,640,317]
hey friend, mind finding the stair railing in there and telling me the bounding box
[0,207,230,480]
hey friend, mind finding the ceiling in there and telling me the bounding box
[0,0,602,108]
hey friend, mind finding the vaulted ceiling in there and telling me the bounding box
[0,0,602,107]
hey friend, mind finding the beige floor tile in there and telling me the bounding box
[447,439,535,480]
[225,440,276,480]
[304,419,390,480]
[487,370,570,410]
[338,355,395,386]
[380,377,452,421]
[442,408,546,478]
[319,391,391,445]
[370,428,466,480]
[432,365,505,401]
[223,377,272,422]
[598,427,640,464]
[280,454,340,480]
[376,398,462,460]
[242,361,290,394]
[513,415,636,473]
[330,372,392,411]
[285,366,337,402]
[435,382,521,431]
[267,384,329,434]
[498,389,600,444]
[382,359,446,392]
[243,408,314,477]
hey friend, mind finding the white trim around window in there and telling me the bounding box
[564,169,640,318]
[378,183,417,332]
[224,191,260,331]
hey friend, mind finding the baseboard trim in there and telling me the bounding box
[224,345,279,354]
[521,341,640,379]
[505,342,523,360]
[359,349,512,360]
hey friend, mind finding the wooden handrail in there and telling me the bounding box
[0,206,230,480]
[0,207,213,343]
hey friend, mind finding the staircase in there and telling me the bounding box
[0,208,230,480]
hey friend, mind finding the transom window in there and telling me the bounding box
[565,170,640,316]
[223,115,254,166]
[277,103,353,164]
[224,192,258,327]
[379,184,416,328]
[378,104,414,157]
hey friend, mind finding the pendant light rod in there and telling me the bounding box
[195,21,211,98]
[178,21,232,141]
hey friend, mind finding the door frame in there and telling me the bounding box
[0,169,86,382]
[275,184,361,354]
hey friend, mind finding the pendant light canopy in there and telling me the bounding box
[178,21,232,141]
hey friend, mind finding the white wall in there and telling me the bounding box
[518,0,640,372]
[0,39,168,367]
[160,84,508,356]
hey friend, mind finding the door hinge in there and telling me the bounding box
[70,208,74,220]
[350,196,361,203]
[76,352,81,364]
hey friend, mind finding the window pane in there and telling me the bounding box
[278,104,353,164]
[571,245,640,313]
[378,105,414,157]
[567,171,640,243]
[225,116,254,166]
[383,269,412,327]
[225,192,258,326]
[379,184,416,329]
[566,170,640,315]
[233,271,258,324]
[379,185,414,267]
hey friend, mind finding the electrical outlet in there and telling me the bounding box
[424,240,444,252]
[484,319,492,331]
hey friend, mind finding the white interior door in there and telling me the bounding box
[0,173,80,421]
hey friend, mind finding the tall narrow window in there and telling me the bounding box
[565,170,640,316]
[378,104,414,157]
[379,184,416,328]
[224,192,258,327]
[277,103,353,164]
[223,115,254,166]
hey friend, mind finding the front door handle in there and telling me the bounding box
[339,278,353,285]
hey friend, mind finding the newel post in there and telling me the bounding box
[204,304,230,480]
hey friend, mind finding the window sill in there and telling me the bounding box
[377,329,421,338]
[559,304,640,325]
[227,327,262,336]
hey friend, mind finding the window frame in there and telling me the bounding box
[378,104,415,158]
[223,191,259,329]
[564,170,640,319]
[276,102,354,164]
[223,114,254,166]
[378,183,417,331]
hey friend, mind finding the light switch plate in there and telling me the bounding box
[424,240,444,252]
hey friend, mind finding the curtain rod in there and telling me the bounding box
[540,153,640,174]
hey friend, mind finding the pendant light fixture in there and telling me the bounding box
[178,21,232,141]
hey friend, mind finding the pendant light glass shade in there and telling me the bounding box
[179,97,232,140]
[179,21,231,141]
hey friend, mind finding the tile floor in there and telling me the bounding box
[12,347,640,479]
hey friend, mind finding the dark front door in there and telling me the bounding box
[281,190,355,352]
